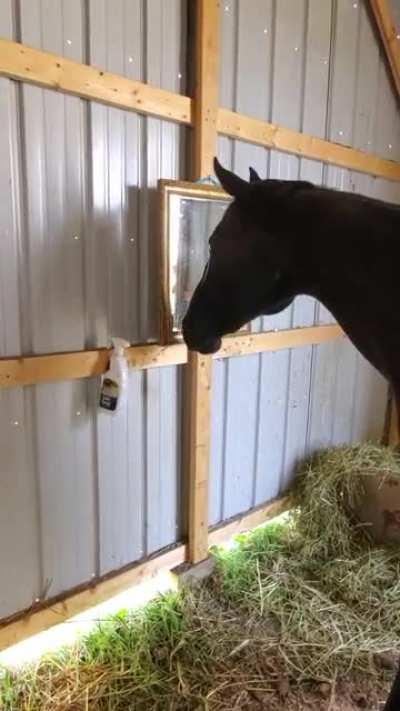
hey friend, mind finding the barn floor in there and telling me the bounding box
[1,444,400,710]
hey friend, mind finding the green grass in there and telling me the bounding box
[1,443,400,710]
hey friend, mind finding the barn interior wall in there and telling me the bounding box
[0,0,399,620]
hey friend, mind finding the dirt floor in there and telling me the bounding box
[232,680,390,710]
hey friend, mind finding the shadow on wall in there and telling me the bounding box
[23,185,162,358]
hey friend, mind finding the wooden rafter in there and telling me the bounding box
[369,0,400,97]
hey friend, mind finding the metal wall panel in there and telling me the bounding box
[0,0,186,617]
[14,0,98,600]
[0,0,46,619]
[86,0,185,572]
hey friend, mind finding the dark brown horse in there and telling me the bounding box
[183,158,400,710]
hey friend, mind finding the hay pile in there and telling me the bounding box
[2,443,400,710]
[294,442,400,557]
[215,444,400,687]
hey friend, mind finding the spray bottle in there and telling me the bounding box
[99,337,130,413]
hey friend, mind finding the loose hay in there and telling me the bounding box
[1,443,400,710]
[293,442,400,558]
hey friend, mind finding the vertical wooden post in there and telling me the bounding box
[389,404,399,445]
[187,0,220,563]
[192,0,221,180]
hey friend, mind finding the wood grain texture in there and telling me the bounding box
[369,0,400,96]
[0,495,289,650]
[0,326,344,389]
[217,108,400,181]
[0,38,192,124]
[186,0,221,563]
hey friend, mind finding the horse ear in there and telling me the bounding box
[249,166,261,183]
[214,157,250,200]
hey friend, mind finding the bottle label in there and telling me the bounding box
[99,377,119,411]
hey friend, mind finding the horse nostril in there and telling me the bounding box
[185,335,222,354]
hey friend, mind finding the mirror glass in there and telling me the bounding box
[169,194,230,334]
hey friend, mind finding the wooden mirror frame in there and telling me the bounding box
[159,179,251,345]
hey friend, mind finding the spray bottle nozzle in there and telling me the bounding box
[110,337,130,356]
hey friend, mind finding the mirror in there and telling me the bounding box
[159,180,243,343]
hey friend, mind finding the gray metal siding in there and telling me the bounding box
[0,0,398,619]
[0,0,186,618]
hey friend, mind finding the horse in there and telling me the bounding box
[182,157,400,710]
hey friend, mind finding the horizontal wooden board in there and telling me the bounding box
[0,545,187,651]
[0,42,398,182]
[0,326,344,389]
[0,495,290,650]
[0,39,192,124]
[208,495,291,547]
[217,108,400,181]
[215,324,344,358]
[0,344,187,388]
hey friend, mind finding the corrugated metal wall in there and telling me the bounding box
[0,0,399,621]
[0,0,187,620]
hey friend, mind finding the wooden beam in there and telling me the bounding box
[216,324,343,358]
[369,0,400,96]
[192,0,220,178]
[0,343,187,389]
[0,326,343,389]
[0,39,192,125]
[0,545,187,651]
[186,0,221,564]
[217,108,400,182]
[208,495,292,548]
[0,496,289,651]
[0,40,399,180]
[187,349,212,563]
